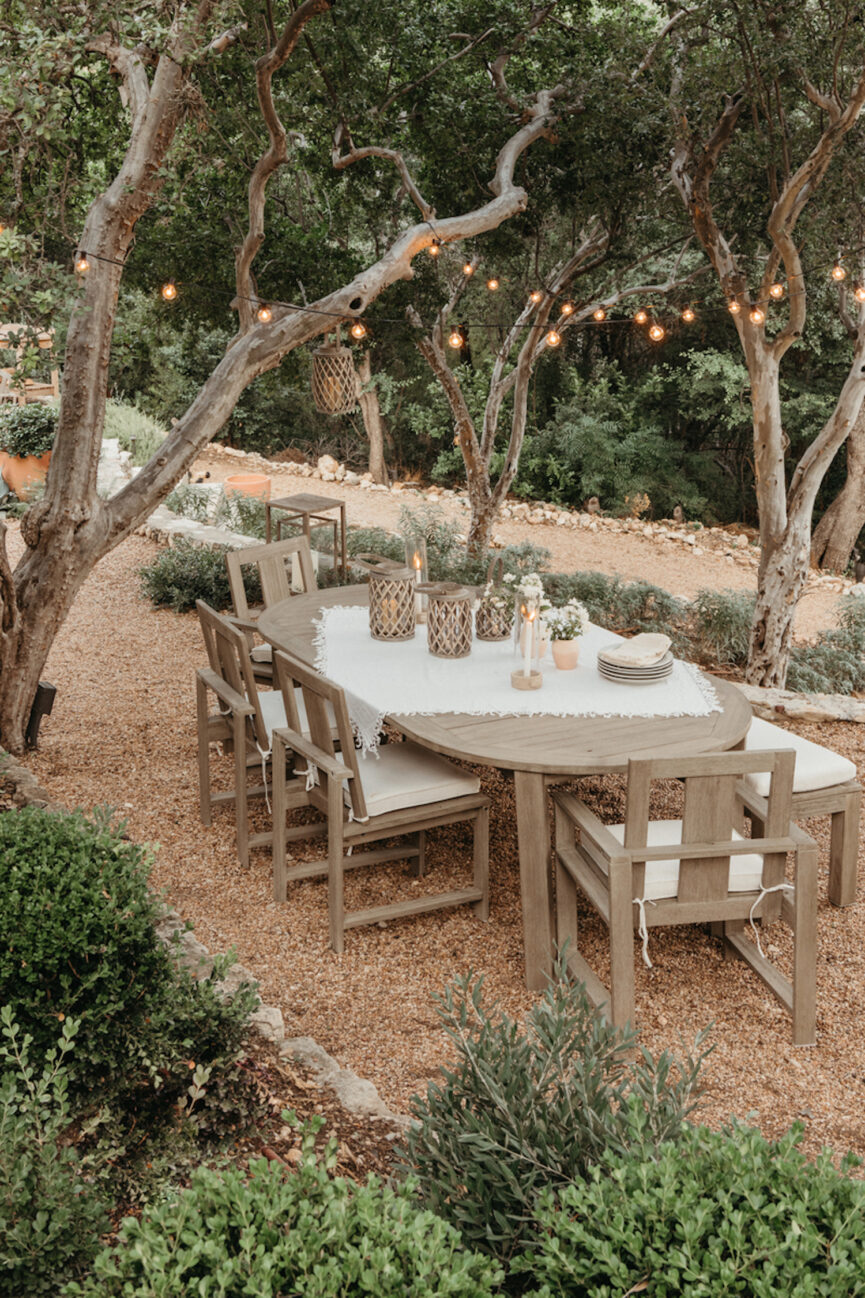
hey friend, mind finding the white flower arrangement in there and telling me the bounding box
[504,570,550,612]
[544,599,589,641]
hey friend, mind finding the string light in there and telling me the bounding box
[462,262,474,276]
[486,277,499,291]
[428,238,441,258]
[560,301,575,316]
[448,328,465,349]
[592,307,606,322]
[161,280,177,301]
[769,282,785,299]
[74,252,90,274]
[545,329,562,347]
[832,262,847,281]
[256,303,272,323]
[349,320,367,340]
[682,306,695,323]
[855,286,865,303]
[728,299,741,314]
[529,290,542,303]
[648,323,665,342]
[749,306,765,325]
[634,308,648,325]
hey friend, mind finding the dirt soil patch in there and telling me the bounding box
[12,504,865,1164]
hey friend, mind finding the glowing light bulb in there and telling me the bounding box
[634,308,648,325]
[0,223,5,235]
[546,329,562,347]
[648,323,665,342]
[749,306,765,325]
[529,290,542,303]
[448,329,464,349]
[350,320,367,340]
[832,263,847,281]
[560,301,575,316]
[769,282,785,300]
[486,277,499,291]
[161,280,177,301]
[682,306,695,323]
[855,286,865,303]
[728,299,741,314]
[256,304,272,323]
[593,307,606,322]
[75,252,90,274]
[462,262,474,276]
[428,238,441,257]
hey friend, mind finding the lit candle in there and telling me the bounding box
[412,550,422,617]
[523,605,536,678]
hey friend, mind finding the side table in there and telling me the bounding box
[265,492,348,580]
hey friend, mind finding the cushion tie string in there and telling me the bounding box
[749,883,795,959]
[304,761,319,793]
[633,896,657,967]
[256,743,273,813]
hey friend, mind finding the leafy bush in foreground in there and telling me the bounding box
[139,538,261,613]
[67,1118,501,1297]
[690,587,756,667]
[397,968,708,1268]
[0,1011,108,1297]
[516,1121,865,1297]
[788,594,865,694]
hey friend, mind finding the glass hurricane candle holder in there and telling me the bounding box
[512,601,542,690]
[404,537,428,623]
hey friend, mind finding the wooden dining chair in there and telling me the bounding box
[271,649,490,953]
[225,536,317,683]
[552,748,818,1045]
[196,601,319,868]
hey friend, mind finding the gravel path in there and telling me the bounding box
[13,485,865,1162]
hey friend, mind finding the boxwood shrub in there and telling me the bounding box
[515,1121,865,1297]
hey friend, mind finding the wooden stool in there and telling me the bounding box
[265,492,347,580]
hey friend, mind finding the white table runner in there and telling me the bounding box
[313,606,720,753]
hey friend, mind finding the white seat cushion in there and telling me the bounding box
[744,716,857,797]
[607,819,764,900]
[354,742,480,818]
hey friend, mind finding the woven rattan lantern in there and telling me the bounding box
[475,556,513,641]
[311,327,357,415]
[368,563,416,642]
[422,583,474,658]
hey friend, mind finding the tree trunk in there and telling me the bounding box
[746,514,812,686]
[355,353,390,485]
[811,405,865,571]
[466,492,497,554]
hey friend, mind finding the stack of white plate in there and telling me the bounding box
[597,645,674,685]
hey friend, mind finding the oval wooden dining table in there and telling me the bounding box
[258,585,752,990]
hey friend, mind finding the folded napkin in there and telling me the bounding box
[600,632,672,667]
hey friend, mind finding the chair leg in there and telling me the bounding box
[828,789,860,907]
[608,860,635,1029]
[409,830,427,878]
[472,806,490,921]
[554,804,579,956]
[327,775,346,954]
[196,677,213,826]
[792,839,818,1046]
[233,715,250,869]
[272,736,288,903]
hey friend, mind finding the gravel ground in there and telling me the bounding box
[15,497,865,1163]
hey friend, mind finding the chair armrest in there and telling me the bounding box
[272,725,353,784]
[553,790,630,862]
[227,614,260,635]
[787,821,819,852]
[197,668,253,717]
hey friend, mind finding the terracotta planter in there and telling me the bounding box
[224,472,271,500]
[551,638,581,670]
[1,449,51,500]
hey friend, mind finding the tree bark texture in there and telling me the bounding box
[811,392,865,572]
[355,353,390,485]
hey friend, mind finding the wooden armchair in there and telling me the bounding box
[552,749,818,1045]
[225,536,317,684]
[196,601,317,868]
[271,649,489,953]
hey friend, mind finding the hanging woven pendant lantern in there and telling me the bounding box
[311,326,357,415]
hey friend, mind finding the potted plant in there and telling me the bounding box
[0,403,57,500]
[545,598,590,669]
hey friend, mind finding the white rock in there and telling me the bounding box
[317,453,339,474]
[320,470,336,482]
[250,1005,285,1044]
[222,446,245,457]
[344,470,361,485]
[735,534,749,549]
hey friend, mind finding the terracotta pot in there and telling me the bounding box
[551,638,581,670]
[1,449,51,500]
[224,472,271,500]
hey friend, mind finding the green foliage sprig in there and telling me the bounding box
[0,403,57,458]
[397,966,709,1269]
[139,539,261,613]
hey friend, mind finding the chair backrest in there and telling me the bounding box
[623,748,796,904]
[225,536,317,622]
[273,649,367,820]
[196,600,270,751]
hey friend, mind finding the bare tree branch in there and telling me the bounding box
[376,28,496,115]
[332,124,434,220]
[205,24,248,57]
[85,35,151,124]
